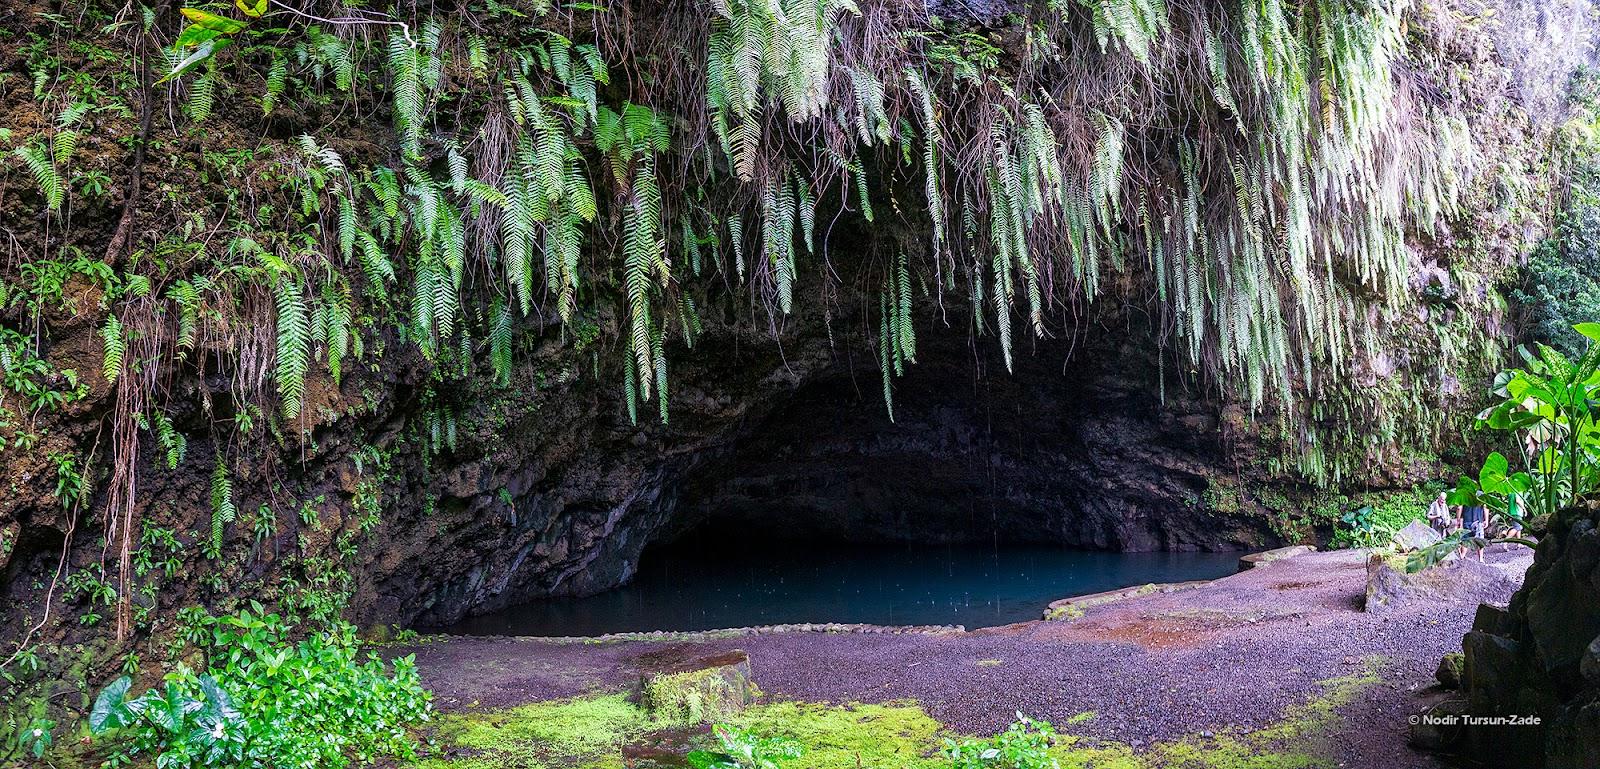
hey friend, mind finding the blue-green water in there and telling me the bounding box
[446,541,1241,637]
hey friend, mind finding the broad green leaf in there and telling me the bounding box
[1479,451,1509,486]
[158,38,231,84]
[198,675,240,720]
[235,0,267,17]
[174,23,221,48]
[179,7,247,33]
[1447,476,1478,507]
[90,676,132,732]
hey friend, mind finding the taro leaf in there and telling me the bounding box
[1480,451,1509,488]
[179,7,247,33]
[158,38,231,84]
[1447,476,1479,507]
[89,676,133,732]
[198,675,240,721]
[1406,532,1469,573]
[685,750,736,769]
[1508,471,1533,494]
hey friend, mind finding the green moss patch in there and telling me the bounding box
[407,657,1386,769]
[730,700,948,768]
[409,694,650,769]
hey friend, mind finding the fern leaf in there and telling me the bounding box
[101,315,125,384]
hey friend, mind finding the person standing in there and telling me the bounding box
[1461,503,1488,562]
[1426,492,1452,535]
[1504,492,1526,540]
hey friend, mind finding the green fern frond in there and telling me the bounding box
[272,277,311,419]
[490,298,513,386]
[15,144,62,211]
[209,454,235,557]
[101,315,125,384]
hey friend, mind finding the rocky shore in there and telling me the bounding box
[397,547,1532,767]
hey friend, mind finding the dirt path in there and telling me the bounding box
[399,547,1531,768]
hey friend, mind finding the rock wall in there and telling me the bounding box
[1459,507,1600,768]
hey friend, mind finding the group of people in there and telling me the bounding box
[1425,491,1524,562]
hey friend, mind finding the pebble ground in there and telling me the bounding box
[402,547,1532,768]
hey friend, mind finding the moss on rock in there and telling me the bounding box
[406,657,1387,769]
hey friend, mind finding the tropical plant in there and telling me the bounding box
[88,606,431,769]
[89,673,249,768]
[1453,325,1600,528]
[1333,506,1391,550]
[1409,324,1600,570]
[945,713,1060,769]
[687,724,804,769]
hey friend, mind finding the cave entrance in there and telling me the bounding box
[443,333,1260,637]
[661,329,1245,553]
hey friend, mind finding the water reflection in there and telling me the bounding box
[443,540,1240,636]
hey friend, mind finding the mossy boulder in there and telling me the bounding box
[631,648,758,725]
[1436,652,1465,689]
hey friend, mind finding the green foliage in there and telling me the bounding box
[687,725,804,769]
[879,254,916,421]
[20,718,54,759]
[90,607,432,769]
[1515,69,1600,357]
[269,267,311,419]
[100,314,125,384]
[1328,488,1432,549]
[945,714,1059,769]
[14,143,62,211]
[90,673,248,767]
[208,455,235,558]
[1447,325,1600,530]
[1076,0,1168,65]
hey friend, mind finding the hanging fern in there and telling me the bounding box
[388,31,425,159]
[272,274,311,419]
[167,280,201,351]
[490,298,513,386]
[101,315,125,385]
[151,411,186,470]
[209,454,235,558]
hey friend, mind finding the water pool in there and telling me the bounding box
[443,540,1241,636]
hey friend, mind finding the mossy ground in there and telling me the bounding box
[404,657,1385,769]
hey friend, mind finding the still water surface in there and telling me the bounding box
[445,540,1241,636]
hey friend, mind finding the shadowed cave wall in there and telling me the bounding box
[395,318,1281,629]
[659,331,1270,552]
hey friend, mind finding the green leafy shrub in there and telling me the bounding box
[1327,487,1437,549]
[687,724,803,769]
[1514,68,1600,357]
[944,713,1059,769]
[89,605,431,768]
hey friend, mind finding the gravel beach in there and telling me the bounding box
[402,547,1532,767]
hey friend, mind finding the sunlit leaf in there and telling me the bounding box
[180,7,247,33]
[158,38,231,84]
[174,23,221,48]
